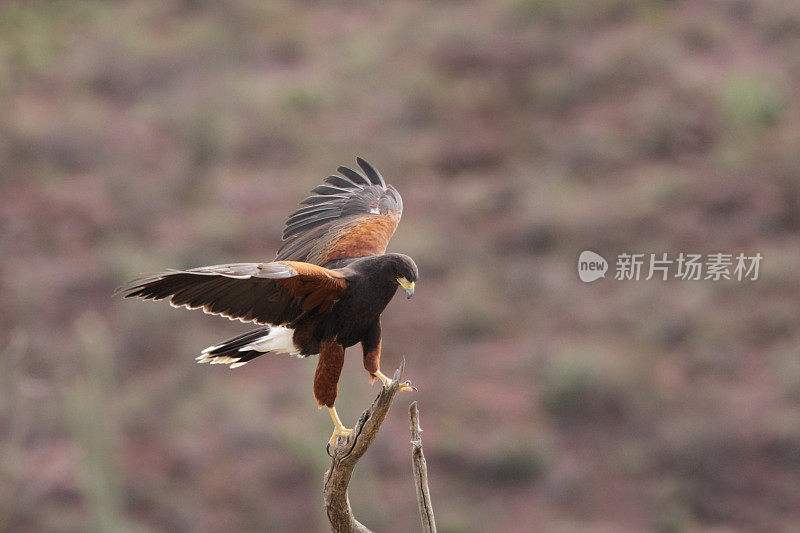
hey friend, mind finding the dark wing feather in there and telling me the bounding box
[355,157,386,186]
[115,262,348,324]
[324,175,362,190]
[337,165,371,186]
[300,194,349,206]
[312,184,352,196]
[275,158,403,265]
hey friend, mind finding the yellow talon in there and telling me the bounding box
[374,370,417,392]
[328,427,353,446]
[327,407,353,446]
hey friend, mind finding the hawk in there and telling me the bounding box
[116,158,417,446]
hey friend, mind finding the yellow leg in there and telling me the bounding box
[327,407,352,446]
[374,370,417,392]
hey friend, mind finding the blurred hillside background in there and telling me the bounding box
[2,1,800,531]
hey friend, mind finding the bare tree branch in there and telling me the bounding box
[323,361,406,533]
[409,401,436,533]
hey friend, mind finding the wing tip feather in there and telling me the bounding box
[356,157,385,187]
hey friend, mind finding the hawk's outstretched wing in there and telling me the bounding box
[114,261,348,325]
[275,157,403,266]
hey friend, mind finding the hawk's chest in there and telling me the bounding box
[340,277,396,318]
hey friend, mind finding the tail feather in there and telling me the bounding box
[197,325,300,368]
[200,326,271,355]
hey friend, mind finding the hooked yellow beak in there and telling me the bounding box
[397,277,415,299]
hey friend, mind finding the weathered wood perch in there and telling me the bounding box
[323,361,437,532]
[409,401,436,533]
